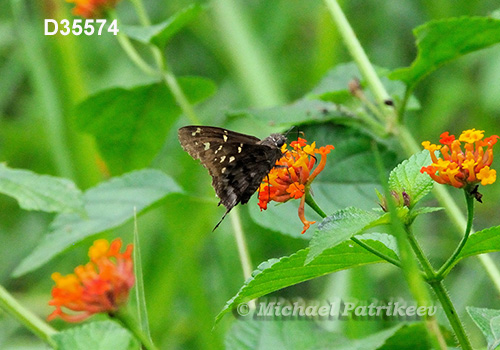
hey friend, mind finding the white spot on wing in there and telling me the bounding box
[220,156,226,163]
[223,135,228,142]
[191,127,202,136]
[221,167,226,174]
[215,145,223,154]
[238,146,242,153]
[229,156,235,163]
[203,142,210,150]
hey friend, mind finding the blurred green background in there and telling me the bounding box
[1,0,500,349]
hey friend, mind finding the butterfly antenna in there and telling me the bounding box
[212,209,231,231]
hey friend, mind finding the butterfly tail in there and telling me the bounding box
[212,209,231,231]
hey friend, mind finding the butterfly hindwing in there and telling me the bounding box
[178,125,286,229]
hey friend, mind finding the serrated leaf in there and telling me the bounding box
[74,78,216,175]
[390,17,500,87]
[305,207,381,264]
[446,225,500,271]
[0,163,84,214]
[467,306,500,347]
[388,150,433,207]
[52,320,137,350]
[215,235,396,323]
[122,4,204,48]
[13,169,181,277]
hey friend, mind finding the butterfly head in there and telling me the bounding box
[259,133,287,148]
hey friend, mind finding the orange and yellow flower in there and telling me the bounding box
[258,137,334,234]
[48,238,134,323]
[420,129,498,191]
[66,0,120,18]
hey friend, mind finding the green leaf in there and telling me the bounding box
[52,321,137,350]
[13,169,181,277]
[388,150,433,208]
[226,320,435,350]
[229,99,344,129]
[215,235,395,323]
[0,163,84,214]
[225,319,346,350]
[74,78,216,175]
[450,225,500,269]
[467,306,500,347]
[310,62,420,110]
[121,4,204,49]
[305,207,381,264]
[390,17,500,87]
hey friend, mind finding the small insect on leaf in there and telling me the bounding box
[178,126,287,230]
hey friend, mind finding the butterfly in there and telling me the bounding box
[178,126,287,230]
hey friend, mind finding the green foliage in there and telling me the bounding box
[454,225,500,265]
[121,3,204,49]
[216,234,397,323]
[13,169,181,277]
[305,207,380,264]
[467,307,500,348]
[74,79,216,175]
[0,163,84,214]
[52,321,137,350]
[388,150,434,208]
[390,17,500,87]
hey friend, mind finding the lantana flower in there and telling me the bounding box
[66,0,120,18]
[420,129,498,198]
[258,137,334,233]
[48,238,134,323]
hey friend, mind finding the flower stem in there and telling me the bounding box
[436,190,475,278]
[114,309,159,350]
[0,284,57,348]
[428,280,473,350]
[405,226,436,280]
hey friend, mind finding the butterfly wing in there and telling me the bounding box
[178,126,283,211]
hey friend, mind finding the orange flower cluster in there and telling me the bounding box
[420,129,498,190]
[48,238,134,323]
[66,0,120,18]
[258,137,334,233]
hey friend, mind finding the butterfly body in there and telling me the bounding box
[178,126,286,229]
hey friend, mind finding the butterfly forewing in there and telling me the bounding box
[178,126,286,229]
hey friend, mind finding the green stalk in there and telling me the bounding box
[11,0,75,179]
[428,281,473,350]
[405,226,436,280]
[0,285,57,348]
[436,190,475,278]
[211,0,287,107]
[229,207,254,281]
[114,309,159,350]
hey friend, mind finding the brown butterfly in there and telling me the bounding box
[178,126,286,230]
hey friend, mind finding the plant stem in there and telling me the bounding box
[12,0,75,180]
[115,309,159,350]
[436,190,475,278]
[428,280,473,350]
[162,70,200,124]
[229,207,256,310]
[323,0,391,116]
[211,0,287,107]
[405,226,436,280]
[0,285,57,348]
